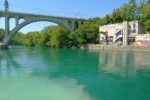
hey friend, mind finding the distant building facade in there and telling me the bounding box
[99,21,145,46]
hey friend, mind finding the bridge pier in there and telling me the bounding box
[0,43,8,49]
[3,15,10,45]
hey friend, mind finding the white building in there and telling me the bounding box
[99,21,144,46]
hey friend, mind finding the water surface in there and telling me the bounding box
[0,46,150,100]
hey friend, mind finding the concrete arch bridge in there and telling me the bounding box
[0,11,87,47]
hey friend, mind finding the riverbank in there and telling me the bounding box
[1,44,150,51]
[81,44,150,51]
[0,43,8,49]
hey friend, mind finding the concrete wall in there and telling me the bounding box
[81,44,150,51]
[135,34,150,46]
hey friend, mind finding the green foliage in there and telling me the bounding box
[0,28,5,42]
[75,21,99,45]
[67,33,78,47]
[40,26,53,46]
[50,26,64,47]
[141,0,150,32]
[49,26,72,48]
[104,0,142,24]
[105,14,113,24]
[121,0,141,20]
[89,17,107,25]
[144,19,150,32]
[10,32,24,45]
[112,9,123,23]
[19,26,76,48]
[142,3,150,19]
[22,31,39,46]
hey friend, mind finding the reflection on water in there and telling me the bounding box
[0,49,92,100]
[1,47,150,100]
[0,50,21,80]
[99,50,136,78]
[98,50,150,78]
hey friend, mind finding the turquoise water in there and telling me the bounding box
[0,46,150,100]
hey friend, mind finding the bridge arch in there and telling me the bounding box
[3,18,75,44]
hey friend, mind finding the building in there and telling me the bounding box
[99,21,144,46]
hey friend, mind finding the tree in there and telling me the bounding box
[32,32,42,46]
[9,32,24,45]
[40,26,54,47]
[50,26,66,47]
[89,17,107,25]
[121,0,141,20]
[112,9,123,23]
[144,19,150,32]
[22,32,39,46]
[75,21,99,45]
[141,1,150,32]
[67,33,78,47]
[142,2,150,19]
[0,28,5,42]
[105,14,113,24]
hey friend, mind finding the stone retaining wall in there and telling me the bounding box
[81,44,150,51]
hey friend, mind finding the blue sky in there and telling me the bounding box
[0,0,129,33]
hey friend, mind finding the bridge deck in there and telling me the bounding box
[0,10,87,21]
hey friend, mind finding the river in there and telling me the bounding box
[0,46,150,100]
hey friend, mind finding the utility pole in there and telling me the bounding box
[75,12,81,18]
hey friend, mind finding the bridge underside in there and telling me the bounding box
[0,11,86,45]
